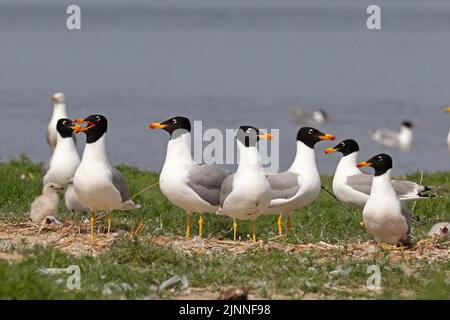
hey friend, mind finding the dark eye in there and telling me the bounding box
[378,156,383,161]
[63,121,66,125]
[308,129,313,135]
[96,116,101,121]
[341,142,345,146]
[172,119,177,124]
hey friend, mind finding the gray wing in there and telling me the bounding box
[391,180,424,198]
[41,159,50,178]
[111,167,131,202]
[187,164,227,206]
[345,174,374,195]
[219,173,235,207]
[372,129,400,147]
[267,171,300,200]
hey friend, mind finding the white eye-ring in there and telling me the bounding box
[172,119,177,124]
[378,156,383,161]
[341,142,345,146]
[96,116,101,121]
[308,129,313,134]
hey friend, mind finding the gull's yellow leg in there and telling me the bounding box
[199,213,204,238]
[186,214,192,239]
[107,212,112,236]
[90,211,95,240]
[252,220,256,243]
[277,214,283,236]
[233,219,237,241]
[287,215,292,233]
[360,220,365,228]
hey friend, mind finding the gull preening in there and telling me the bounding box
[217,126,273,242]
[42,119,80,186]
[29,183,63,224]
[47,93,69,150]
[263,127,336,235]
[357,154,412,245]
[72,114,140,240]
[325,139,432,209]
[289,107,328,125]
[372,120,415,151]
[148,116,227,239]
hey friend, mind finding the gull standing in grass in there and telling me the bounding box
[42,119,80,186]
[29,183,63,224]
[325,139,432,209]
[263,127,336,235]
[47,93,69,150]
[443,107,450,152]
[149,116,227,239]
[72,114,140,240]
[357,154,412,245]
[372,120,415,151]
[217,126,273,242]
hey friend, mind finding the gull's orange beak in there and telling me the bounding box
[49,95,58,102]
[68,125,83,133]
[443,107,450,113]
[257,133,273,140]
[324,147,338,154]
[357,161,372,168]
[74,119,96,133]
[148,122,168,130]
[319,133,336,141]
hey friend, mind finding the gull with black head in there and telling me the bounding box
[42,118,80,186]
[217,126,273,242]
[357,154,412,245]
[72,114,140,240]
[325,139,432,209]
[263,127,335,235]
[149,116,227,239]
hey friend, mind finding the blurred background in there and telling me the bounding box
[0,0,449,174]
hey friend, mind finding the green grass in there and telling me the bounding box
[0,156,449,299]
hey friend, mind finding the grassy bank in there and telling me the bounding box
[0,156,449,299]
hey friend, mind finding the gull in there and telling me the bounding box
[29,183,63,224]
[217,126,273,242]
[289,107,328,125]
[372,120,415,151]
[42,118,80,186]
[357,154,412,245]
[72,114,140,240]
[325,139,432,209]
[263,127,336,235]
[444,107,450,152]
[149,116,227,239]
[65,179,87,213]
[47,93,69,150]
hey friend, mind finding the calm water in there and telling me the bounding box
[0,0,449,175]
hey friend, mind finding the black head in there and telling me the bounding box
[236,125,272,147]
[56,118,77,139]
[74,114,108,144]
[357,153,393,176]
[324,139,359,156]
[296,127,336,148]
[402,120,414,129]
[149,116,191,137]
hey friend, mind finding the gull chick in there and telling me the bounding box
[357,154,412,245]
[30,183,63,224]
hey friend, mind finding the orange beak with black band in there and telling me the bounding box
[148,122,168,130]
[318,133,336,141]
[257,133,273,140]
[323,147,338,154]
[73,118,96,133]
[357,161,372,168]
